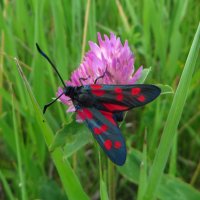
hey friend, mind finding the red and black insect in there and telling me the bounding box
[36,44,161,166]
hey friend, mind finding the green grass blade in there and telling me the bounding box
[0,169,16,200]
[12,93,27,200]
[15,59,89,200]
[169,133,177,175]
[143,22,200,200]
[137,132,147,200]
[118,149,200,200]
[81,0,91,59]
[125,0,140,26]
[100,179,109,200]
[116,0,131,33]
[108,160,116,200]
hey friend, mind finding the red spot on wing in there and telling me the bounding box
[100,111,116,125]
[114,141,122,149]
[101,124,108,132]
[77,108,93,120]
[83,108,93,119]
[114,87,122,93]
[132,88,141,95]
[91,85,105,96]
[93,124,108,135]
[137,95,145,102]
[90,84,102,89]
[103,103,129,111]
[77,111,85,120]
[116,94,123,101]
[114,87,123,101]
[92,90,105,96]
[104,140,112,150]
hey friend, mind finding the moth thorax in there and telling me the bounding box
[63,86,75,97]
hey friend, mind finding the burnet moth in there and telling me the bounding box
[36,43,161,166]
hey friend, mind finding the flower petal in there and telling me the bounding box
[67,105,76,112]
[56,32,144,122]
[129,66,143,84]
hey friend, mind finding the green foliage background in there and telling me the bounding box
[0,0,199,199]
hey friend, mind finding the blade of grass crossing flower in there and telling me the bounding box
[143,23,200,200]
[15,59,89,200]
[12,93,27,200]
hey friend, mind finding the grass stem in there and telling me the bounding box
[143,22,200,200]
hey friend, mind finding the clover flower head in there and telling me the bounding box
[57,32,143,116]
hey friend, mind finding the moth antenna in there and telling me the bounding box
[36,43,66,88]
[43,92,64,114]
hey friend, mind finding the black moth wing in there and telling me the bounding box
[76,107,126,166]
[80,84,161,112]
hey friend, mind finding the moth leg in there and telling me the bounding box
[94,67,107,84]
